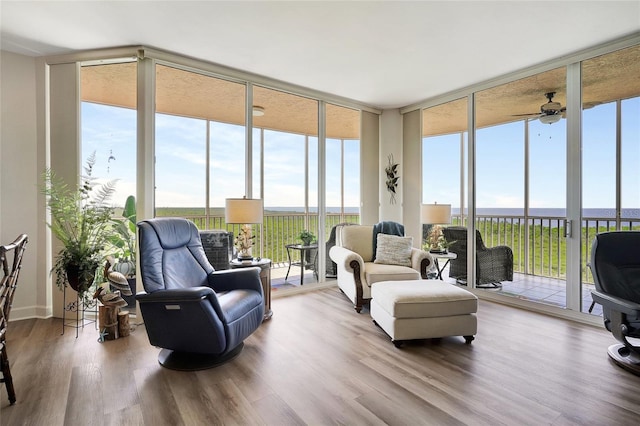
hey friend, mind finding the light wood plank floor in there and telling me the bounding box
[2,286,640,425]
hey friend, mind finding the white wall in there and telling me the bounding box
[402,109,423,247]
[360,110,380,225]
[0,51,49,319]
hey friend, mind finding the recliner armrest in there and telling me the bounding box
[207,267,263,295]
[592,290,640,316]
[136,286,215,303]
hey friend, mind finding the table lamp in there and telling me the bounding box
[225,197,263,261]
[421,202,452,253]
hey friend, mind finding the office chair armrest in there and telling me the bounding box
[207,268,263,294]
[592,290,640,316]
[136,286,215,303]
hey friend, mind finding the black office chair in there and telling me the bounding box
[1,234,28,405]
[589,231,640,375]
[136,218,264,370]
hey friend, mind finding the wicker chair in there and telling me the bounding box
[443,226,513,287]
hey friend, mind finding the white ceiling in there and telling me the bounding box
[2,1,639,109]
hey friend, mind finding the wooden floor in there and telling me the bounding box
[2,286,640,425]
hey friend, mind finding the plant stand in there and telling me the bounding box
[61,286,97,338]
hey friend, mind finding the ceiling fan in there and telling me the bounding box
[513,92,566,124]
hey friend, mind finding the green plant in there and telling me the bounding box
[42,153,118,295]
[107,195,137,276]
[298,229,316,245]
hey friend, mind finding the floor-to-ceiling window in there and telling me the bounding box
[81,62,137,209]
[422,98,468,285]
[326,103,361,229]
[78,50,365,289]
[252,85,319,282]
[421,41,639,316]
[80,60,138,307]
[154,64,247,229]
[581,44,640,314]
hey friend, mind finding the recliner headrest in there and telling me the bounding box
[146,217,198,249]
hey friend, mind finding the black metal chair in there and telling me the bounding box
[589,231,640,375]
[443,226,513,287]
[136,218,263,370]
[1,234,28,405]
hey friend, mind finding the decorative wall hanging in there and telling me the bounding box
[385,154,399,204]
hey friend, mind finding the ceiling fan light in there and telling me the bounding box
[539,114,562,125]
[252,106,265,117]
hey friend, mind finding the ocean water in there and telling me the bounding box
[265,206,640,229]
[267,206,639,220]
[456,207,640,219]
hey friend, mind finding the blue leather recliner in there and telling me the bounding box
[136,217,264,370]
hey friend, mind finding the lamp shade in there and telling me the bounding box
[421,203,451,225]
[225,198,263,224]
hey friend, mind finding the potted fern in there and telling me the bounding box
[42,153,118,296]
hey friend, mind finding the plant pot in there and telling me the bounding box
[65,264,95,294]
[114,259,135,277]
[302,239,313,246]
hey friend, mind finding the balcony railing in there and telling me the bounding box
[455,214,640,284]
[161,211,639,283]
[167,212,360,265]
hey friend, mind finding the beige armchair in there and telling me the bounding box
[329,224,433,313]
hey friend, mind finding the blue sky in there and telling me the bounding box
[81,103,360,209]
[83,97,638,212]
[422,98,640,211]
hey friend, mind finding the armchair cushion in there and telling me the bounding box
[365,262,420,284]
[374,234,413,267]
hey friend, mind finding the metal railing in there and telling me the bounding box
[456,214,640,284]
[163,211,639,282]
[164,212,360,265]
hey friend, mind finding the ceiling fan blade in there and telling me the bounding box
[512,113,541,117]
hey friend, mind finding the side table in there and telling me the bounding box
[431,252,457,280]
[230,258,273,321]
[284,244,318,285]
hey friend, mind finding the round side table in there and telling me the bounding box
[230,258,273,321]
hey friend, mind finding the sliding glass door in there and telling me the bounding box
[581,44,640,315]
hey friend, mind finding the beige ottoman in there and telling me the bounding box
[370,280,478,347]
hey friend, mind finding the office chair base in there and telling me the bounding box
[158,343,244,371]
[607,344,640,376]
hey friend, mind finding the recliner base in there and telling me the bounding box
[158,343,244,371]
[607,344,640,376]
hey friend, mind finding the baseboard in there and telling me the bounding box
[9,304,53,321]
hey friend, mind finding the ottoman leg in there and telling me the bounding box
[393,340,405,348]
[464,335,475,344]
